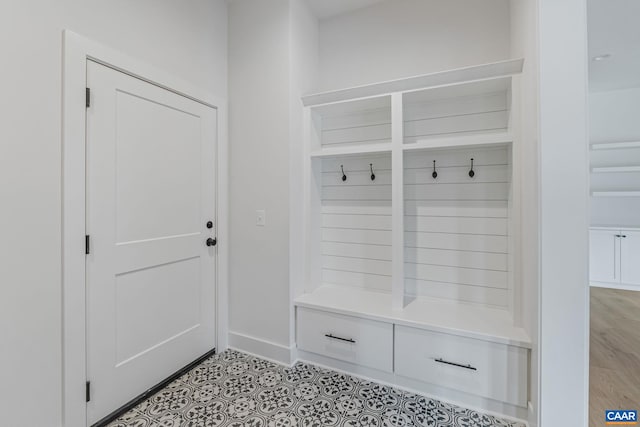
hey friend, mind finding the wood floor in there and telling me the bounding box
[590,286,640,426]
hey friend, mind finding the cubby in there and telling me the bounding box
[590,141,640,197]
[403,145,512,307]
[309,95,392,157]
[295,59,530,414]
[403,78,512,148]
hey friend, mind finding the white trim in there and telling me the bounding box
[62,30,228,427]
[509,75,522,327]
[228,332,294,365]
[537,0,589,424]
[295,351,530,423]
[590,282,640,292]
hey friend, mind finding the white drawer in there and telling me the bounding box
[296,307,393,373]
[395,325,528,407]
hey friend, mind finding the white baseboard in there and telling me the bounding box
[228,331,294,366]
[295,350,530,424]
[590,281,640,292]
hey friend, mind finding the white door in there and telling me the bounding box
[589,229,620,284]
[620,231,640,286]
[86,60,217,424]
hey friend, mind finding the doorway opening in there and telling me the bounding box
[587,1,640,423]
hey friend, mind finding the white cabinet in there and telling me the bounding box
[589,229,619,283]
[621,231,640,285]
[590,228,640,288]
[394,325,528,407]
[295,304,529,407]
[296,307,393,372]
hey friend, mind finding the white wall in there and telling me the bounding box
[591,87,640,143]
[317,0,511,91]
[289,0,319,348]
[0,2,227,426]
[510,1,540,424]
[538,0,589,425]
[228,0,293,358]
[590,87,640,226]
[227,0,319,361]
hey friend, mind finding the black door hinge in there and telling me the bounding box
[86,87,91,108]
[85,235,90,255]
[86,381,91,402]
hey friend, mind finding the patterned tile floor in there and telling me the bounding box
[107,350,526,427]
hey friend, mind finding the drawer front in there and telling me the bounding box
[296,307,393,372]
[395,325,528,407]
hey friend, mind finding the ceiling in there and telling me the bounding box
[588,0,640,92]
[305,0,388,20]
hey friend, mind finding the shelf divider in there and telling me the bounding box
[391,93,405,311]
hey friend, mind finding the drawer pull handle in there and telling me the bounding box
[435,358,477,371]
[325,333,356,344]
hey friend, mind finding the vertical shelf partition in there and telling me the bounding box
[391,94,405,310]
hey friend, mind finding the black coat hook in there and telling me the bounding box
[468,158,475,178]
[370,163,376,181]
[341,165,347,182]
[432,160,438,179]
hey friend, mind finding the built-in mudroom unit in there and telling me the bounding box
[293,59,532,419]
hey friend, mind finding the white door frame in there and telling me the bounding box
[62,30,229,427]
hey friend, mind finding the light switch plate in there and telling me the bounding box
[256,210,266,226]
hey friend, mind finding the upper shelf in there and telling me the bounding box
[591,141,640,151]
[302,58,524,107]
[309,132,513,158]
[592,191,640,197]
[403,132,513,151]
[591,166,640,173]
[310,142,392,158]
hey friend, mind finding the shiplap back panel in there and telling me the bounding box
[404,147,510,307]
[316,97,392,148]
[403,90,509,144]
[321,154,392,293]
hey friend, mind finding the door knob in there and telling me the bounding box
[206,238,217,247]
